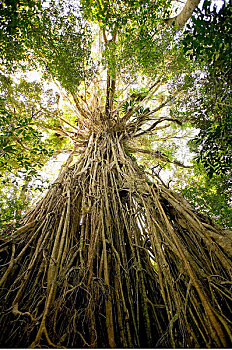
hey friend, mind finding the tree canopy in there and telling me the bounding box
[1,0,230,227]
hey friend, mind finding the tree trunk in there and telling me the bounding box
[0,132,231,348]
[15,181,29,217]
[165,0,201,29]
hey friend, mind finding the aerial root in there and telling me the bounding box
[0,134,231,348]
[12,303,36,322]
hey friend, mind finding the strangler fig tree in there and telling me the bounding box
[0,0,231,348]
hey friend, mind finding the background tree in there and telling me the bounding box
[182,0,232,177]
[0,0,42,67]
[0,68,71,225]
[168,0,232,226]
[0,0,231,348]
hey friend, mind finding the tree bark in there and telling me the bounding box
[165,0,201,29]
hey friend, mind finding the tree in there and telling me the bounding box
[171,162,232,229]
[168,0,232,228]
[0,0,232,348]
[0,0,42,66]
[0,70,67,225]
[177,0,232,177]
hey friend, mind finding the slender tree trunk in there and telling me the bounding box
[15,181,29,217]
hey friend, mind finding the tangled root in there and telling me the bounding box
[0,133,231,348]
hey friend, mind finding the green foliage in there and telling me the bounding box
[0,105,50,172]
[0,0,42,67]
[183,0,231,82]
[1,0,231,230]
[31,1,94,93]
[169,0,232,180]
[81,0,172,30]
[124,148,137,161]
[170,67,232,178]
[81,0,187,82]
[176,164,232,229]
[0,72,61,174]
[189,106,232,178]
[171,81,230,165]
[121,99,136,113]
[0,178,26,226]
[0,2,231,346]
[0,72,64,226]
[0,172,50,227]
[0,106,50,227]
[0,0,94,92]
[121,88,150,115]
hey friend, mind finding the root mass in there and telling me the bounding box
[0,133,232,348]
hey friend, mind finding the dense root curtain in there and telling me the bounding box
[0,133,232,348]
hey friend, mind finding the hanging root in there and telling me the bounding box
[0,133,231,348]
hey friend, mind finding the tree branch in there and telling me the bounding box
[164,0,201,29]
[13,137,32,151]
[105,73,111,118]
[109,78,116,113]
[52,79,90,129]
[59,116,79,132]
[134,118,182,138]
[36,122,76,140]
[121,77,162,124]
[127,147,192,168]
[103,29,117,119]
[72,94,91,121]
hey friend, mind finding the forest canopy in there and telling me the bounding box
[0,0,231,227]
[0,0,232,348]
